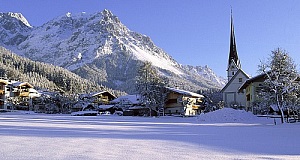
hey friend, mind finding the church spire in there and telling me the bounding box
[228,9,241,69]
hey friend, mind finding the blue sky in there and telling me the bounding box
[1,0,300,78]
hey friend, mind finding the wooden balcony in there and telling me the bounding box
[93,97,109,104]
[192,105,200,109]
[19,92,30,97]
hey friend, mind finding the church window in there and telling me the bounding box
[239,78,242,82]
[232,72,234,75]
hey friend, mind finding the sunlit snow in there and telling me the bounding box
[0,108,299,160]
[128,43,183,75]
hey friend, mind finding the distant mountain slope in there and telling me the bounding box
[0,47,124,96]
[0,12,32,46]
[0,10,226,93]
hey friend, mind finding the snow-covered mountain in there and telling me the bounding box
[183,65,226,87]
[0,12,32,46]
[0,9,226,93]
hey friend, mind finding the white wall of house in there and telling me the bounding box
[223,71,248,108]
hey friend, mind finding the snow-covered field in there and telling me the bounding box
[0,108,299,160]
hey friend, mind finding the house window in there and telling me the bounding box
[239,78,242,82]
[232,72,235,75]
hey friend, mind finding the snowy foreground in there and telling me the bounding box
[0,108,299,160]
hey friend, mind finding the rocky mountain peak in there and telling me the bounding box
[101,9,119,23]
[0,12,32,46]
[0,12,32,28]
[97,9,128,37]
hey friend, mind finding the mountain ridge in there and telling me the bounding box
[0,9,226,93]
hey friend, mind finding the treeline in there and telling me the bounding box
[0,47,124,96]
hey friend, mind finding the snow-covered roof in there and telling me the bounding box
[12,81,33,88]
[128,106,144,110]
[166,87,204,98]
[28,88,41,98]
[0,79,35,88]
[98,105,114,109]
[111,94,141,104]
[38,90,60,98]
[80,91,116,99]
[0,79,8,85]
[221,69,250,92]
[91,91,107,97]
[239,73,266,91]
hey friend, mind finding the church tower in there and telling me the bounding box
[227,10,241,81]
[221,10,250,109]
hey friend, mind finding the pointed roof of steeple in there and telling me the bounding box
[228,9,241,69]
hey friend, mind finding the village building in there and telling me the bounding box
[71,91,117,113]
[0,79,8,109]
[239,73,300,116]
[78,91,116,105]
[109,95,143,116]
[238,73,266,113]
[111,88,204,116]
[0,79,40,110]
[111,94,147,116]
[111,94,142,109]
[165,87,204,116]
[221,12,250,109]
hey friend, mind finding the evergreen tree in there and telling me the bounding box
[136,61,168,116]
[0,46,122,95]
[258,48,299,123]
[198,89,223,112]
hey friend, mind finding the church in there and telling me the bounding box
[221,12,250,109]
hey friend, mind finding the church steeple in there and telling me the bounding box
[227,9,241,81]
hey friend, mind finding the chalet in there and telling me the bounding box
[8,81,39,98]
[71,91,116,113]
[0,79,39,110]
[111,94,145,116]
[111,94,142,109]
[79,91,116,105]
[165,87,204,116]
[221,11,250,109]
